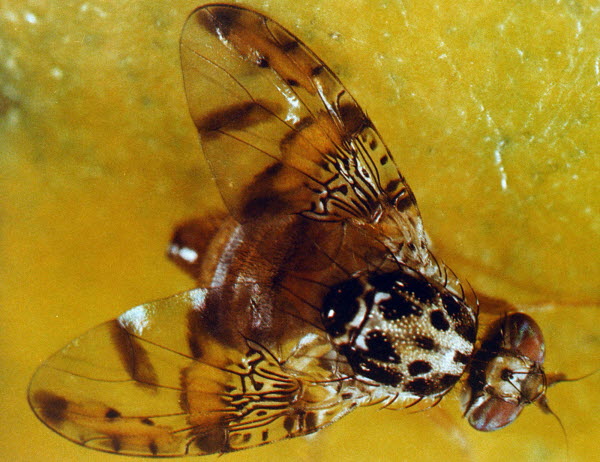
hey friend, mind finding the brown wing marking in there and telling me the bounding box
[29,314,190,456]
[29,288,359,456]
[181,4,420,224]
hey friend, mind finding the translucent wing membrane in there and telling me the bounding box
[29,289,361,456]
[181,4,420,225]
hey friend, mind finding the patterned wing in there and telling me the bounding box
[181,4,421,227]
[28,288,361,457]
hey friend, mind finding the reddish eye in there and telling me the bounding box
[466,396,524,432]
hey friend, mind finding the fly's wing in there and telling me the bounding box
[29,288,360,457]
[181,4,421,231]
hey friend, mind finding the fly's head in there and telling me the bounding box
[321,265,477,400]
[462,312,551,431]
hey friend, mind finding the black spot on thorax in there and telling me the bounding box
[430,310,450,331]
[405,373,459,397]
[322,277,364,337]
[408,360,432,376]
[341,345,403,386]
[441,293,476,343]
[378,291,423,320]
[363,330,400,362]
[414,335,436,351]
[453,350,471,365]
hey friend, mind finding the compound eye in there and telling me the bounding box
[467,396,524,432]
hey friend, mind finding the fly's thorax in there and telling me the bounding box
[321,266,477,399]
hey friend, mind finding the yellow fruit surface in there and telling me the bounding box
[1,1,598,461]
